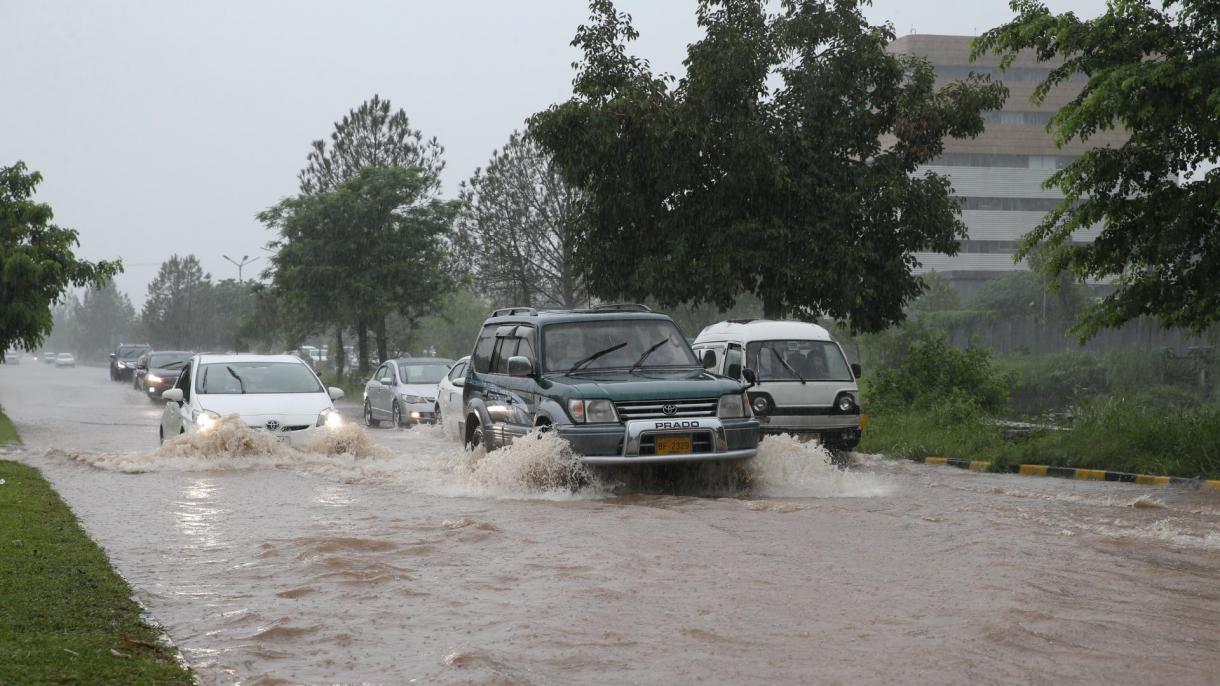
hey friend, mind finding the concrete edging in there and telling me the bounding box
[919,456,1220,490]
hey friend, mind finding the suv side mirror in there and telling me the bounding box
[109,353,116,359]
[851,362,862,379]
[702,350,716,369]
[507,356,533,377]
[742,368,758,386]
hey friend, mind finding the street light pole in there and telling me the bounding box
[222,254,261,283]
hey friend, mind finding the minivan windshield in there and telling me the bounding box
[398,363,449,384]
[197,362,323,394]
[543,319,698,372]
[746,340,853,382]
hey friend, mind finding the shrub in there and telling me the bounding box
[867,334,1013,415]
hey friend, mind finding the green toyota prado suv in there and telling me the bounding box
[458,305,761,465]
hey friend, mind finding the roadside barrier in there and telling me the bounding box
[919,456,1220,490]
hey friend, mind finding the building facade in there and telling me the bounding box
[887,35,1123,299]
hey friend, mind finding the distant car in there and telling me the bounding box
[159,353,346,446]
[3,352,19,365]
[363,357,453,428]
[110,343,151,381]
[55,353,76,368]
[41,351,57,365]
[134,350,194,399]
[435,356,469,437]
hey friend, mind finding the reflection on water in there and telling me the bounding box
[175,478,224,552]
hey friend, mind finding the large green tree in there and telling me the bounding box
[458,131,587,309]
[141,254,210,349]
[976,0,1220,339]
[530,0,1007,330]
[262,166,462,374]
[69,282,138,361]
[0,162,121,356]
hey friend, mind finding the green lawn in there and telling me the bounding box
[0,459,194,685]
[0,405,18,445]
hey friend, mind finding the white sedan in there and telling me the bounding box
[435,356,469,439]
[160,354,345,447]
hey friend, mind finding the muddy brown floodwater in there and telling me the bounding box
[2,363,1219,685]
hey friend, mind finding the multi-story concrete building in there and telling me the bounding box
[888,34,1124,299]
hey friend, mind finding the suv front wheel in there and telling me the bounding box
[465,416,484,451]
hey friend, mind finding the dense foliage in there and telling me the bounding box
[0,162,121,356]
[976,0,1220,339]
[531,0,1007,330]
[867,334,1013,415]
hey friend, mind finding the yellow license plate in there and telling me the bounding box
[655,435,693,455]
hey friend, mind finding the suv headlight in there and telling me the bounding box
[717,393,748,418]
[147,374,163,384]
[193,409,220,431]
[316,407,343,428]
[567,398,618,424]
[399,393,426,404]
[117,361,127,369]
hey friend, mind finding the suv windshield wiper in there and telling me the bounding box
[226,365,247,394]
[769,345,806,384]
[629,338,669,374]
[568,342,627,374]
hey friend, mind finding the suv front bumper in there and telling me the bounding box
[557,417,760,466]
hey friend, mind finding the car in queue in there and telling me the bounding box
[133,350,194,399]
[458,305,760,465]
[55,352,76,368]
[363,356,454,428]
[3,351,20,364]
[110,343,151,381]
[159,353,346,446]
[692,320,863,461]
[435,356,469,438]
[41,351,57,365]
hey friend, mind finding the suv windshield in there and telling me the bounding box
[149,353,192,368]
[542,319,697,372]
[197,361,323,394]
[398,363,449,384]
[119,346,148,359]
[746,340,852,382]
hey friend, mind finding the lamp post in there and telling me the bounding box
[222,254,260,283]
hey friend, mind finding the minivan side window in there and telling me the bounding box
[472,325,497,373]
[724,345,744,380]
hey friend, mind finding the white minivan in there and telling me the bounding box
[692,320,864,452]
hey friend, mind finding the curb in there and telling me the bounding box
[919,456,1220,491]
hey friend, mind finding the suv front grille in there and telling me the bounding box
[615,398,717,420]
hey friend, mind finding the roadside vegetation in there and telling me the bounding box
[0,459,193,685]
[0,405,19,445]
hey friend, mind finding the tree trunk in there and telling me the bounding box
[763,297,785,320]
[375,317,388,363]
[356,320,370,377]
[334,326,346,382]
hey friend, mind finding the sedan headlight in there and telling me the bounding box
[567,398,618,424]
[193,409,220,431]
[717,393,748,418]
[316,407,343,429]
[147,374,164,384]
[399,393,426,404]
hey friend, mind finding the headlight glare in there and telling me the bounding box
[718,394,745,418]
[317,408,343,428]
[194,410,220,431]
[147,374,163,384]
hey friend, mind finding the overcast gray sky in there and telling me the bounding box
[1,0,1106,304]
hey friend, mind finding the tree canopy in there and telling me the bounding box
[530,0,1007,331]
[458,131,587,309]
[975,0,1220,339]
[0,162,121,356]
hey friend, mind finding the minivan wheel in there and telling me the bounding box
[364,400,381,428]
[830,449,852,469]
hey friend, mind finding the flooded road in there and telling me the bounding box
[2,363,1219,685]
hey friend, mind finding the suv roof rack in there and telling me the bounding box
[490,306,539,318]
[589,303,652,312]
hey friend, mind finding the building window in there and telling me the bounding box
[930,153,1077,169]
[981,110,1056,126]
[933,65,1087,83]
[958,197,1067,212]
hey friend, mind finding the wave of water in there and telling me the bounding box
[60,418,894,501]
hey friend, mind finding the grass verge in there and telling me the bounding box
[860,398,1220,481]
[0,460,194,685]
[0,404,19,445]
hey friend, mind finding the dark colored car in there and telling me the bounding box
[133,350,194,400]
[109,343,151,381]
[459,305,761,465]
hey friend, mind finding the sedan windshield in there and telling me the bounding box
[197,362,323,394]
[746,340,852,382]
[542,319,697,372]
[398,363,449,384]
[149,353,191,368]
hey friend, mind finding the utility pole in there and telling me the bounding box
[222,254,260,283]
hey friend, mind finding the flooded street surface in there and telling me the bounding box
[3,363,1219,685]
